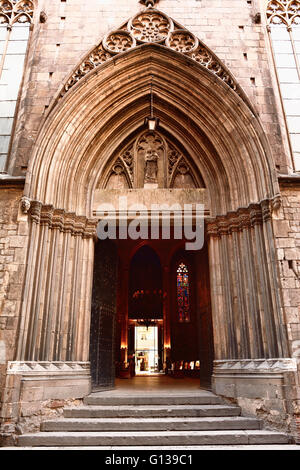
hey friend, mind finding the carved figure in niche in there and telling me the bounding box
[144,149,159,184]
[172,162,196,189]
[137,131,164,187]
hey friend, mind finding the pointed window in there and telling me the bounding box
[266,1,300,171]
[0,0,34,172]
[176,262,190,322]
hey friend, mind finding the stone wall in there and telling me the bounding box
[0,184,28,441]
[274,181,300,442]
[7,0,290,175]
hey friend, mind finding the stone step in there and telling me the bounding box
[64,404,242,418]
[84,394,222,406]
[18,430,290,447]
[41,416,262,432]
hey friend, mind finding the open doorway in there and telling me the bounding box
[134,325,159,375]
[90,237,214,390]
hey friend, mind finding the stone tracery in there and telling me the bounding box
[60,7,243,103]
[266,0,300,25]
[103,130,203,190]
[0,0,34,26]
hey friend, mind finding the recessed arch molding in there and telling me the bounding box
[14,8,290,400]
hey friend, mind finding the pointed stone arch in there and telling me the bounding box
[24,40,279,216]
[14,8,291,409]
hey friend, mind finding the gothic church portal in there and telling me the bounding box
[0,0,300,446]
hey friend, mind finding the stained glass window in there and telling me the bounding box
[177,262,190,322]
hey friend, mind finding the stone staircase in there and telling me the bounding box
[18,391,290,447]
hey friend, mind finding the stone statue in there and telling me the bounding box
[144,149,159,184]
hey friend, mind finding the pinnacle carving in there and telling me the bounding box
[140,0,159,7]
[60,7,243,103]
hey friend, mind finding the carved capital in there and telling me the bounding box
[52,209,65,231]
[84,219,98,240]
[29,201,42,224]
[64,212,76,234]
[217,215,229,236]
[237,207,251,230]
[73,216,87,237]
[206,219,219,238]
[249,203,263,227]
[261,199,272,223]
[40,204,54,226]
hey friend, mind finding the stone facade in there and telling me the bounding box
[0,0,300,446]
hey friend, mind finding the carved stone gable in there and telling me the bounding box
[59,7,248,108]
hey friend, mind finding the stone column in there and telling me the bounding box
[0,201,97,439]
[207,197,296,432]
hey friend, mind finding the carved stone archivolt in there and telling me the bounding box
[60,7,242,101]
[267,0,300,26]
[0,0,34,26]
[103,130,203,190]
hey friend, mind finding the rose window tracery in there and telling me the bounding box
[128,10,172,43]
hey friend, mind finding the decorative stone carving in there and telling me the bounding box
[0,0,34,26]
[28,201,97,238]
[63,45,113,93]
[140,0,159,7]
[144,149,159,184]
[168,145,181,176]
[128,9,173,43]
[207,197,280,237]
[214,358,297,374]
[267,0,300,26]
[191,46,237,91]
[136,131,164,186]
[103,30,136,54]
[60,7,244,102]
[20,195,30,214]
[39,10,47,23]
[166,30,198,53]
[7,361,90,375]
[105,159,130,189]
[122,145,134,181]
[103,131,203,190]
[172,160,196,189]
